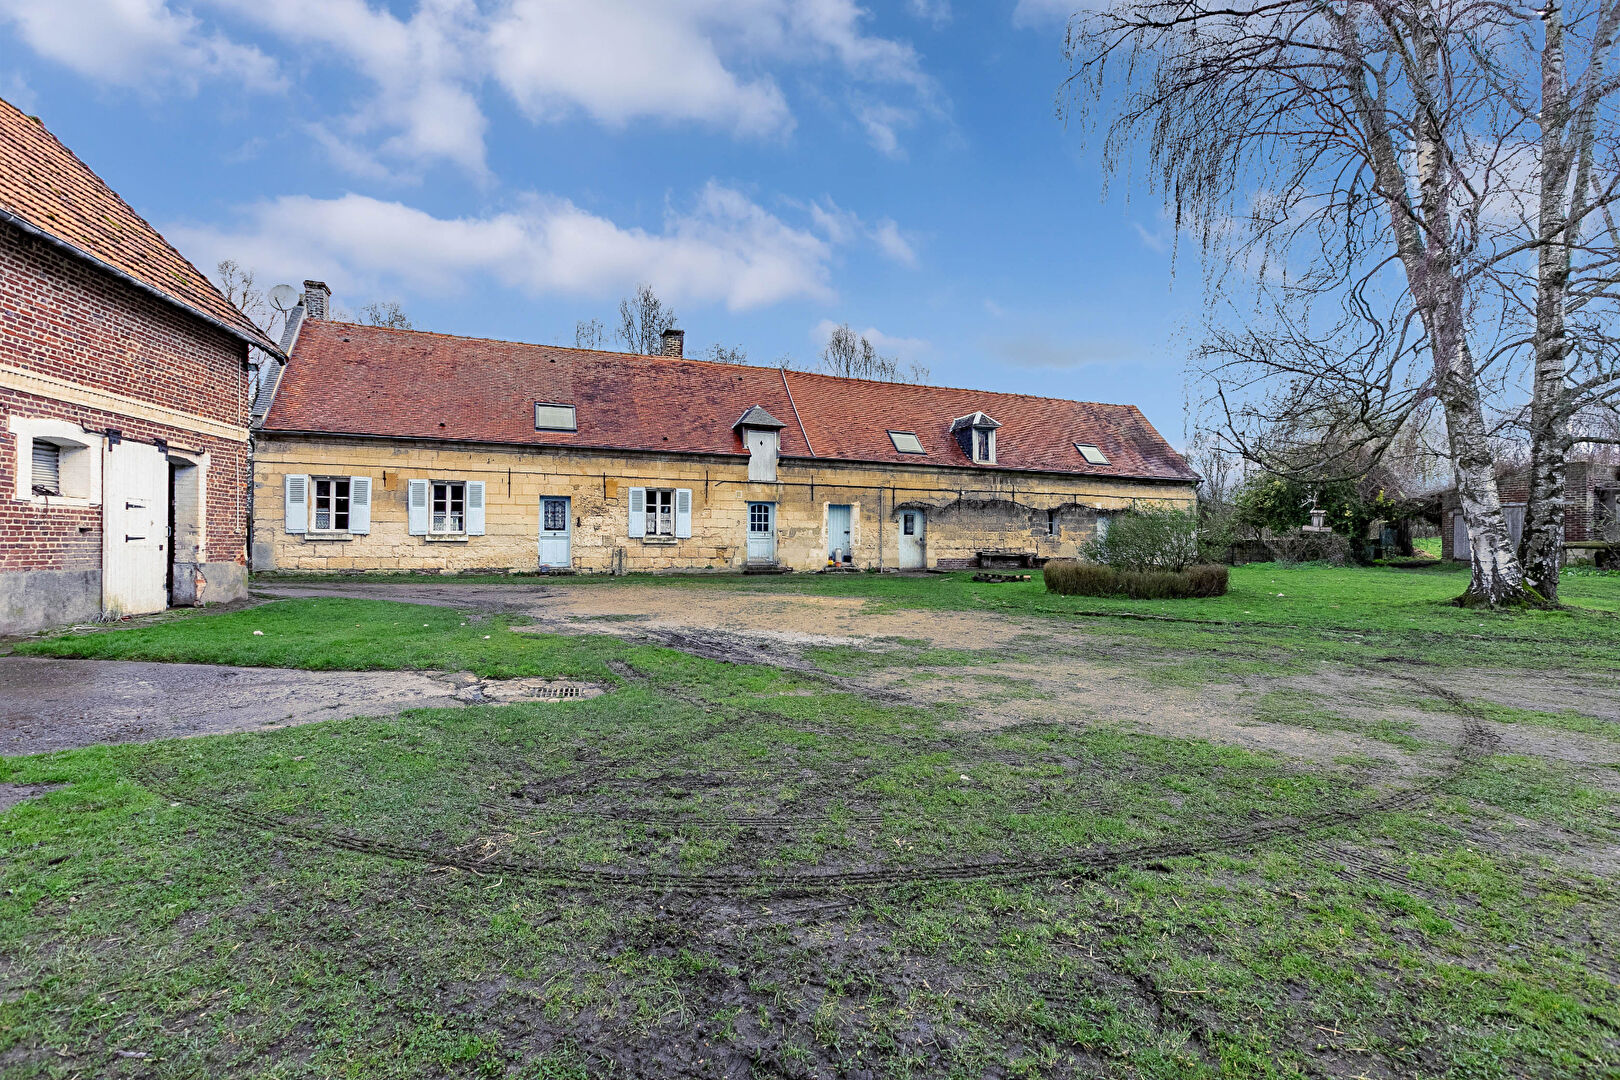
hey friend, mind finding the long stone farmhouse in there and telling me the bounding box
[253,287,1198,575]
[1,98,278,634]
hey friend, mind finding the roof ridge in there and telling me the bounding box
[309,320,1148,413]
[0,95,275,351]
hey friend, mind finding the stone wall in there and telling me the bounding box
[252,434,1196,574]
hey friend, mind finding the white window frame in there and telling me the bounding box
[888,430,926,455]
[972,426,996,465]
[1075,443,1110,465]
[534,402,577,431]
[310,476,352,533]
[8,416,101,506]
[645,488,676,537]
[431,480,467,535]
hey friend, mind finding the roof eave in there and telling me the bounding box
[255,425,1200,483]
[0,206,283,360]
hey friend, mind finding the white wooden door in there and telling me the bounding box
[828,504,852,562]
[746,502,776,563]
[539,496,571,568]
[898,509,926,569]
[102,440,169,615]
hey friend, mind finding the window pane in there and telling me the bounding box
[1075,443,1110,465]
[534,403,577,431]
[888,431,925,454]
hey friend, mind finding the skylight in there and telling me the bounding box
[534,403,577,431]
[1075,443,1110,465]
[888,431,925,454]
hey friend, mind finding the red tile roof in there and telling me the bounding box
[265,320,1198,483]
[0,97,275,351]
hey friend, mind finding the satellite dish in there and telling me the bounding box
[269,283,299,309]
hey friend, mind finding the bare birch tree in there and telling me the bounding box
[1064,0,1620,605]
[617,283,678,355]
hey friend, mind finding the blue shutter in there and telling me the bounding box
[285,474,309,533]
[407,479,430,535]
[466,481,486,535]
[627,487,646,538]
[348,476,371,534]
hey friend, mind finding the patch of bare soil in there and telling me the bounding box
[0,782,63,812]
[0,657,606,755]
[869,656,1416,770]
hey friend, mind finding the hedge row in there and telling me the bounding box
[1043,560,1230,599]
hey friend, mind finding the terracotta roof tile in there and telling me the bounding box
[0,97,274,350]
[266,320,1198,484]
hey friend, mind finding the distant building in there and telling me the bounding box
[251,289,1198,575]
[0,98,278,633]
[1441,462,1620,565]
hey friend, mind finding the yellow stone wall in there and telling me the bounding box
[252,435,1196,573]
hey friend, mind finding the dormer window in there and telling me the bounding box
[733,405,786,482]
[1075,443,1110,465]
[951,411,1001,465]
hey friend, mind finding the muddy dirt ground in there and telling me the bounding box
[0,655,600,755]
[255,580,1620,781]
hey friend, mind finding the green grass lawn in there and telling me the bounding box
[248,561,1620,673]
[4,571,1619,1077]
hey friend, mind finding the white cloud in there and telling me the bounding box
[813,319,930,364]
[487,0,791,137]
[871,218,917,266]
[807,198,919,265]
[1132,221,1168,253]
[0,0,280,91]
[226,0,936,173]
[169,182,840,311]
[216,0,489,176]
[908,0,951,27]
[4,0,944,172]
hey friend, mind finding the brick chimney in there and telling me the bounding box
[660,328,684,357]
[303,280,331,320]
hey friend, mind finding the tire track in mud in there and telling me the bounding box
[130,646,1503,897]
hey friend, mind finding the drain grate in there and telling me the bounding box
[536,685,586,699]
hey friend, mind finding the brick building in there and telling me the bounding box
[1441,461,1620,565]
[1,99,278,633]
[252,290,1198,575]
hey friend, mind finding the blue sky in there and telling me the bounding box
[1,0,1208,442]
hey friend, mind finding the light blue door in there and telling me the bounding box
[828,504,852,562]
[898,509,926,568]
[539,496,571,568]
[746,502,776,563]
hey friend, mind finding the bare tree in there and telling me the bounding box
[214,259,282,340]
[705,343,748,365]
[1065,0,1620,604]
[357,301,413,330]
[574,318,605,350]
[816,323,930,383]
[617,283,678,355]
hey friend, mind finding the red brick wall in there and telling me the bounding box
[1,224,251,576]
